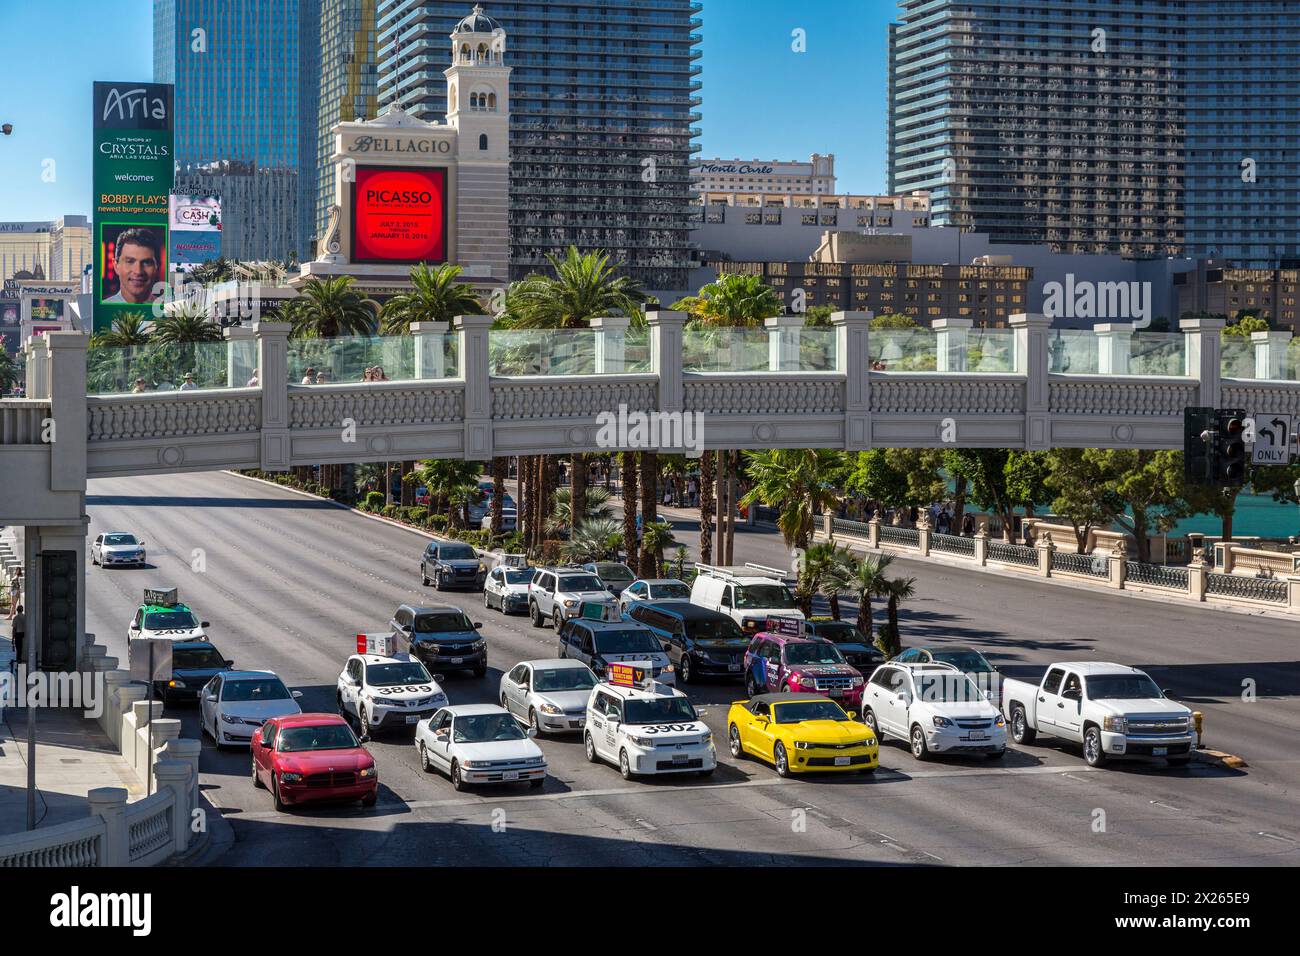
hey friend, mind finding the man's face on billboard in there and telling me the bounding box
[114,240,159,302]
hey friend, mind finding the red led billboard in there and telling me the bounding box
[351,166,448,264]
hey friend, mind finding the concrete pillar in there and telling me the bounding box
[24,337,50,400]
[648,310,686,418]
[87,786,129,867]
[160,738,202,811]
[152,759,193,856]
[933,317,973,372]
[916,513,931,557]
[224,325,257,388]
[455,314,494,460]
[867,515,881,549]
[823,511,834,539]
[1036,530,1055,577]
[411,321,450,380]
[765,315,803,372]
[974,529,989,566]
[1288,575,1300,612]
[47,332,88,493]
[833,310,872,450]
[1108,543,1126,589]
[1252,330,1292,381]
[1188,551,1209,602]
[591,316,630,374]
[1011,313,1053,449]
[101,671,131,745]
[1095,322,1133,375]
[254,322,292,471]
[1181,316,1225,408]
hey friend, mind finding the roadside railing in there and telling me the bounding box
[1127,561,1190,591]
[1206,571,1289,605]
[987,540,1038,568]
[0,817,103,868]
[1051,550,1109,579]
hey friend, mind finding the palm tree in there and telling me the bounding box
[288,276,377,339]
[510,247,646,328]
[561,518,623,563]
[0,349,16,395]
[90,314,151,349]
[151,307,223,344]
[639,451,659,577]
[698,449,715,563]
[621,451,638,565]
[547,486,612,535]
[849,553,895,638]
[411,459,482,525]
[796,541,853,618]
[490,456,508,539]
[378,262,484,334]
[740,449,845,550]
[876,575,918,658]
[641,520,678,576]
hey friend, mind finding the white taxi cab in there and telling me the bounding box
[336,634,449,736]
[583,663,716,780]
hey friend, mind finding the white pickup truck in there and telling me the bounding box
[1002,662,1195,768]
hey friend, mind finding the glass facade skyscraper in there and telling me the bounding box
[888,0,1300,268]
[155,0,321,260]
[376,1,702,292]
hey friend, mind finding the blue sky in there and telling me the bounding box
[0,0,895,222]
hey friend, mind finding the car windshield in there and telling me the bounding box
[735,583,797,609]
[687,618,746,644]
[502,569,532,584]
[453,713,526,743]
[143,610,198,630]
[277,724,358,752]
[625,696,698,724]
[933,649,995,673]
[650,583,690,600]
[414,612,473,632]
[784,642,846,666]
[366,662,432,686]
[594,629,663,655]
[104,534,138,546]
[558,575,605,592]
[1085,675,1164,700]
[913,671,985,703]
[813,622,868,644]
[172,646,226,670]
[437,545,477,561]
[773,700,849,723]
[222,678,291,702]
[533,667,597,692]
[595,564,635,583]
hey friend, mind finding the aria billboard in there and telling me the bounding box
[92,81,174,333]
[351,166,448,265]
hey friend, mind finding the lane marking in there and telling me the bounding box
[1149,800,1182,811]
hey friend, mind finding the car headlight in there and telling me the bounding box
[538,703,563,715]
[280,772,303,783]
[358,766,377,779]
[663,664,674,673]
[431,694,448,707]
[627,734,654,748]
[992,714,1005,727]
[932,715,953,728]
[1103,715,1127,733]
[850,676,864,686]
[167,679,185,688]
[699,731,713,746]
[220,713,244,724]
[794,740,814,749]
[462,760,491,769]
[563,599,578,608]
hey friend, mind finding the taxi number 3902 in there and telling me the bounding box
[643,724,694,734]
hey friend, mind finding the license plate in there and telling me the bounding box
[406,715,420,724]
[834,756,850,766]
[968,730,987,740]
[1152,747,1167,756]
[449,657,463,664]
[729,663,741,672]
[672,753,688,764]
[829,689,843,697]
[503,770,519,781]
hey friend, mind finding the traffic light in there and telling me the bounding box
[1215,408,1248,486]
[1183,406,1215,485]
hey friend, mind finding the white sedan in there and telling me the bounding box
[483,564,532,613]
[414,704,546,791]
[200,670,304,748]
[499,658,597,734]
[618,577,691,613]
[91,532,147,567]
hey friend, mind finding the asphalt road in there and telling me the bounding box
[83,471,1300,866]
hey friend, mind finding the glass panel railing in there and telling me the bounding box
[1220,336,1256,379]
[86,341,235,395]
[1282,343,1300,382]
[682,327,770,372]
[966,328,1016,372]
[1129,332,1185,377]
[1048,330,1099,374]
[489,329,600,375]
[869,328,936,371]
[624,325,651,373]
[287,334,456,383]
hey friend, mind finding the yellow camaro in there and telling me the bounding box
[727,693,879,777]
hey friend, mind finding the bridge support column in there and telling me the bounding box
[765,315,803,372]
[933,317,972,372]
[1095,323,1133,375]
[591,316,630,374]
[648,311,686,419]
[411,321,449,379]
[1252,330,1292,381]
[1181,316,1225,408]
[1011,313,1052,449]
[456,314,494,460]
[833,311,872,450]
[224,325,257,388]
[255,322,292,471]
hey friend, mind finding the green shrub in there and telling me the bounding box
[430,514,449,531]
[381,504,399,519]
[363,491,385,512]
[409,506,429,525]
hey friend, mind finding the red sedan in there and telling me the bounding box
[251,713,379,810]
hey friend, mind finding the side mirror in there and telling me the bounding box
[473,622,483,630]
[140,540,146,547]
[291,690,304,699]
[200,621,211,628]
[845,710,858,720]
[205,693,217,702]
[899,692,913,706]
[358,734,371,744]
[526,727,538,738]
[433,674,446,683]
[1162,688,1173,698]
[224,660,234,668]
[435,732,449,743]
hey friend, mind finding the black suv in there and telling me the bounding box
[420,539,485,591]
[390,604,487,677]
[624,599,749,683]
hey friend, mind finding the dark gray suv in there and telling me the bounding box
[420,539,486,591]
[390,604,487,677]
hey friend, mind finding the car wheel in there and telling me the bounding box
[698,765,714,778]
[421,566,430,586]
[745,673,759,697]
[1011,706,1036,745]
[212,719,224,750]
[1082,726,1107,767]
[358,705,371,738]
[530,603,543,628]
[451,760,466,791]
[529,778,544,790]
[529,709,542,735]
[729,724,745,759]
[680,654,693,684]
[910,724,930,761]
[553,611,564,633]
[987,748,1006,761]
[774,742,790,777]
[251,755,263,788]
[619,749,633,780]
[432,575,442,591]
[584,732,599,763]
[91,554,98,566]
[863,708,881,741]
[780,681,792,694]
[360,791,377,807]
[336,692,346,717]
[272,775,287,812]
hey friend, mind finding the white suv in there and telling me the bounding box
[337,653,449,737]
[528,567,617,631]
[862,662,1007,761]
